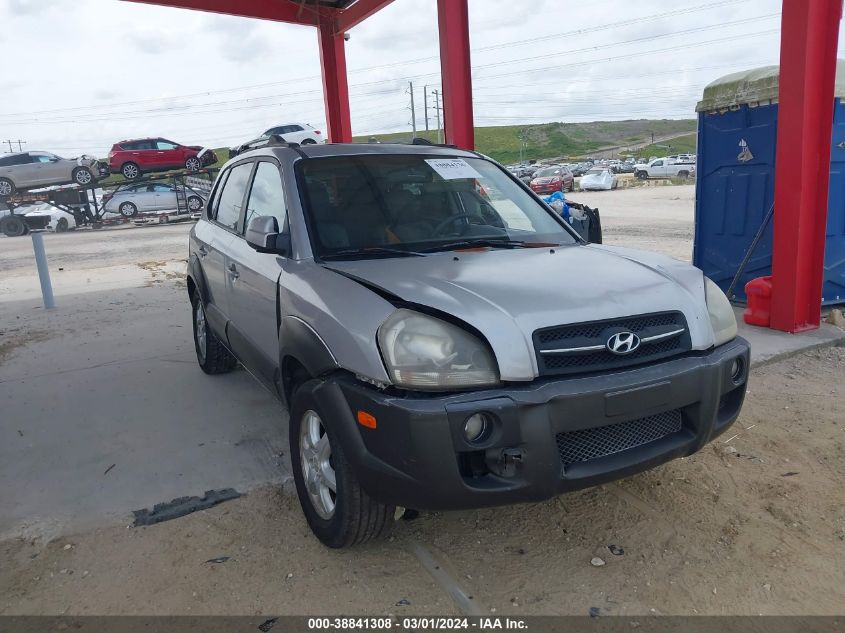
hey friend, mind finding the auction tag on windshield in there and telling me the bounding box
[425,158,481,180]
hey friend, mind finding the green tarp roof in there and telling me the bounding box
[696,60,845,112]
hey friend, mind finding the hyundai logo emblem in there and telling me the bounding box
[606,331,640,355]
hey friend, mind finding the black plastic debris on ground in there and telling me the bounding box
[132,488,242,527]
[258,617,278,632]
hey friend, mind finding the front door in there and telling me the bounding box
[225,159,289,389]
[198,161,254,341]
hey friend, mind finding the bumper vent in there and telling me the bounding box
[556,409,683,469]
[535,311,691,376]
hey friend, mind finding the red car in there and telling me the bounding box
[108,138,216,180]
[529,165,575,194]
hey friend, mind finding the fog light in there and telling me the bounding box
[464,413,491,443]
[730,357,745,384]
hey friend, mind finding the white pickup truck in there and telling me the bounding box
[634,158,696,180]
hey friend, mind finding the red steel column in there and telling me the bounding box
[318,15,353,144]
[770,0,842,332]
[437,0,474,149]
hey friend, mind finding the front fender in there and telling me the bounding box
[278,315,340,406]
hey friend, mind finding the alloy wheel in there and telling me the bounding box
[299,410,337,520]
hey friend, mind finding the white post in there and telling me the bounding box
[31,230,55,309]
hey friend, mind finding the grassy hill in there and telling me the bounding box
[353,119,697,163]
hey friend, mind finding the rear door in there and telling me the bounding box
[225,159,289,388]
[193,161,254,341]
[28,153,67,186]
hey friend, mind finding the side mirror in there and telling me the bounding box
[246,215,289,255]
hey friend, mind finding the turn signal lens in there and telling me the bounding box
[357,411,377,429]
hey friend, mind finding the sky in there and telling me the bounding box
[0,0,819,157]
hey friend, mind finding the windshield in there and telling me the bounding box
[586,168,608,175]
[534,166,561,178]
[298,154,577,258]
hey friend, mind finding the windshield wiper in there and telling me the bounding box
[420,239,560,253]
[321,247,426,260]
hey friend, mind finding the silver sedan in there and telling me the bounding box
[102,183,204,218]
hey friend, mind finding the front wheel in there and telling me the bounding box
[72,167,94,187]
[300,138,317,145]
[185,157,201,171]
[0,178,15,196]
[635,171,648,180]
[55,217,70,232]
[186,195,203,212]
[677,170,689,179]
[290,380,394,548]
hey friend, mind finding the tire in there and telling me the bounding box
[677,170,689,179]
[568,180,575,192]
[186,195,203,212]
[118,201,138,218]
[185,157,201,172]
[55,217,69,232]
[0,178,15,196]
[290,380,394,548]
[121,162,140,180]
[191,288,237,375]
[72,167,94,187]
[300,138,317,145]
[1,215,27,237]
[635,171,648,180]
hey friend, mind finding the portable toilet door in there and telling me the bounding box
[693,62,845,305]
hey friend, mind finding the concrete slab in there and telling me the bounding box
[736,306,845,366]
[0,284,289,542]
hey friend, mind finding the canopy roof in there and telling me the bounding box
[697,59,845,112]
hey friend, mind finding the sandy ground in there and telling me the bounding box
[2,186,844,616]
[1,345,843,616]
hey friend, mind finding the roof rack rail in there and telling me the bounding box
[411,137,458,149]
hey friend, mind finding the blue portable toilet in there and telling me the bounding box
[693,62,845,304]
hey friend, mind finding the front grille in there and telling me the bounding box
[535,311,690,376]
[556,409,683,469]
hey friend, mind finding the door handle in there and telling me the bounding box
[228,263,240,279]
[197,245,208,257]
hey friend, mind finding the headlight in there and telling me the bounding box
[704,277,737,346]
[377,309,500,390]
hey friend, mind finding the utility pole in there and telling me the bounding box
[16,139,26,151]
[407,81,417,138]
[3,140,12,153]
[432,90,443,144]
[423,85,431,133]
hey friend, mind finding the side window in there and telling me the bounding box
[214,162,253,231]
[31,154,52,163]
[290,125,303,132]
[156,140,178,150]
[242,161,287,233]
[653,160,663,167]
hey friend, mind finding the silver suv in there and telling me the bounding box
[188,142,749,548]
[0,151,103,196]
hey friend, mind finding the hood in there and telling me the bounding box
[324,245,714,381]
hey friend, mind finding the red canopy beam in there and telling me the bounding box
[437,0,474,149]
[319,13,353,143]
[120,0,322,25]
[769,0,842,332]
[335,0,396,33]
